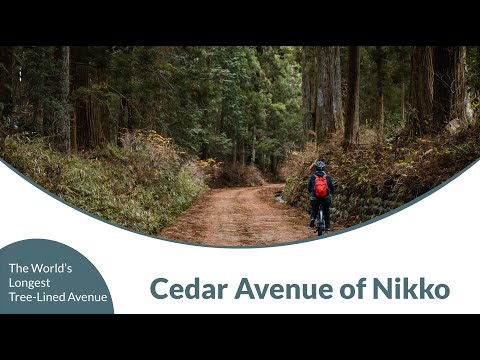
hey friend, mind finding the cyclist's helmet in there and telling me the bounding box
[314,161,326,172]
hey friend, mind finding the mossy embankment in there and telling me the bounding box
[282,127,480,227]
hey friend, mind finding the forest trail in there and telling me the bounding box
[159,184,341,246]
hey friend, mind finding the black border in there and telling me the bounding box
[3,7,480,45]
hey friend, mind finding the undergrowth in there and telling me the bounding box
[199,158,265,188]
[1,130,208,235]
[282,125,480,226]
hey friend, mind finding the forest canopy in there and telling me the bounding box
[1,46,306,174]
[2,46,478,170]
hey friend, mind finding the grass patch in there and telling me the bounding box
[1,130,208,235]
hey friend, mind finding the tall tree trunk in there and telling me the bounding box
[343,46,360,149]
[0,46,13,120]
[401,77,405,124]
[127,103,134,130]
[400,47,406,125]
[233,136,237,163]
[219,104,224,133]
[433,46,453,132]
[376,94,384,139]
[315,46,328,142]
[452,46,467,122]
[44,46,70,153]
[200,143,208,160]
[242,137,245,166]
[270,154,276,175]
[117,97,127,145]
[22,47,50,135]
[333,46,344,133]
[315,46,343,150]
[477,47,480,126]
[97,68,111,143]
[409,46,434,136]
[374,46,386,142]
[32,96,44,135]
[251,125,256,164]
[70,110,77,153]
[432,46,466,132]
[302,46,317,142]
[58,46,71,154]
[71,46,105,150]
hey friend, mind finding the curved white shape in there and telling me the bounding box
[0,159,479,313]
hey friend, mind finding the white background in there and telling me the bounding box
[1,160,479,313]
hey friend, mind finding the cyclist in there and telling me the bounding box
[307,160,335,230]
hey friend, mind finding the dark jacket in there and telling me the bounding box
[308,170,335,200]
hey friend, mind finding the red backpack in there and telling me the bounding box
[314,174,328,198]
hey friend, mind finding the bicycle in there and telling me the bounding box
[315,203,325,236]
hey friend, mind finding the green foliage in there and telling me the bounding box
[467,47,480,93]
[359,46,411,132]
[2,133,207,235]
[9,45,304,175]
[13,47,72,137]
[104,46,303,172]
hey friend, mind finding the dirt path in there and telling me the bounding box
[159,184,341,246]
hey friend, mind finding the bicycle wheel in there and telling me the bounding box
[317,208,323,236]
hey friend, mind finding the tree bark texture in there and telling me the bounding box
[43,46,71,153]
[302,47,317,140]
[409,46,434,136]
[343,46,360,148]
[374,46,386,141]
[432,46,466,132]
[71,46,106,150]
[401,77,405,124]
[302,46,343,147]
[315,46,343,146]
[0,46,13,120]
